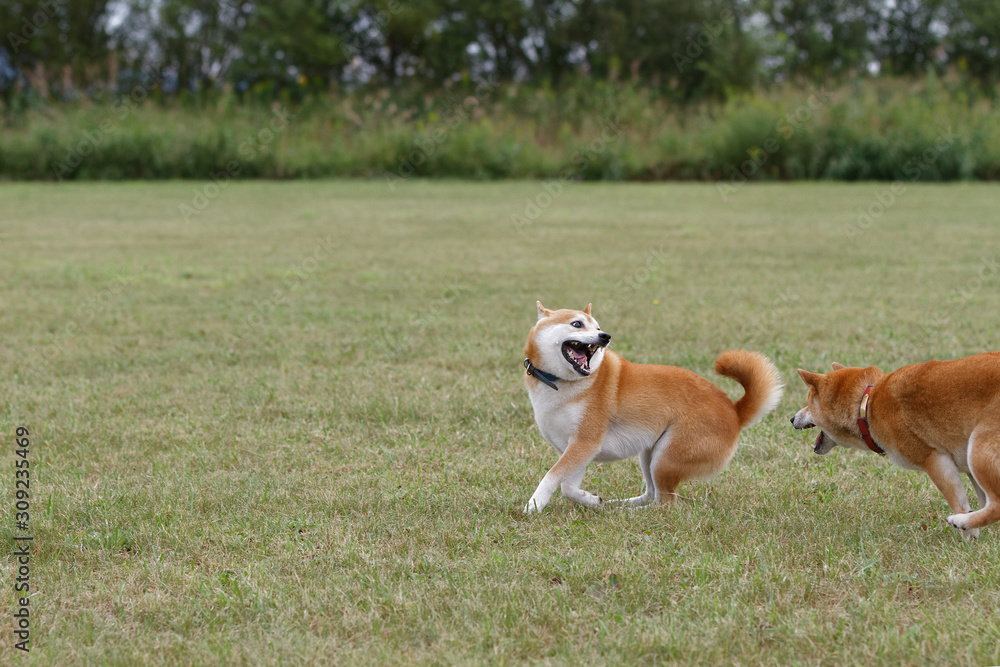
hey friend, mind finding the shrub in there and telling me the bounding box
[1,77,997,182]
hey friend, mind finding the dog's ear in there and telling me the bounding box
[583,303,592,315]
[831,362,846,371]
[797,369,822,388]
[536,301,552,320]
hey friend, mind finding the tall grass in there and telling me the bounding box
[2,76,998,181]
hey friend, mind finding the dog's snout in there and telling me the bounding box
[598,332,611,344]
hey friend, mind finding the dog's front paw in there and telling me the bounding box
[946,514,980,541]
[523,498,545,514]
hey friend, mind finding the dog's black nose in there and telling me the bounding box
[598,332,611,344]
[789,415,795,425]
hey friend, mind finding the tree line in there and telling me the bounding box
[2,0,998,104]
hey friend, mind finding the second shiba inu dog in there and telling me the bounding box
[522,302,783,513]
[791,353,1000,539]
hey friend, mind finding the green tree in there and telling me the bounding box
[872,0,948,76]
[231,0,351,94]
[944,0,1000,86]
[563,0,758,99]
[143,0,252,94]
[2,0,116,99]
[756,0,874,79]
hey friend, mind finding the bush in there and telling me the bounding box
[1,77,998,182]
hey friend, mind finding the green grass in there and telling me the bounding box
[4,77,1000,181]
[1,180,999,665]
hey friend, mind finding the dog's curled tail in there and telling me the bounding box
[715,350,784,428]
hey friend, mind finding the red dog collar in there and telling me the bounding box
[857,384,885,455]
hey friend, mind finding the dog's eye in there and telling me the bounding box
[571,321,583,328]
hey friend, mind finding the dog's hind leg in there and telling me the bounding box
[560,468,603,508]
[606,447,656,508]
[921,450,978,539]
[650,435,689,504]
[948,427,1000,534]
[969,473,987,509]
[650,425,738,504]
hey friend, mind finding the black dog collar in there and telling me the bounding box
[524,358,559,391]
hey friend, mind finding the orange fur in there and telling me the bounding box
[522,304,783,512]
[793,352,1000,537]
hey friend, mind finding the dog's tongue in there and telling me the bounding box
[571,348,588,368]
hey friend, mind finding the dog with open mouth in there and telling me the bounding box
[791,353,1000,539]
[521,302,783,513]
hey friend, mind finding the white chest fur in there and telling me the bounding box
[527,381,661,462]
[527,382,586,452]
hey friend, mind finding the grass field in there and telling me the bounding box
[2,180,999,664]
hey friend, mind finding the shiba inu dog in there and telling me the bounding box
[521,302,783,514]
[791,353,1000,539]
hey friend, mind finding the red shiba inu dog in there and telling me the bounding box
[792,353,1000,539]
[521,302,783,513]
